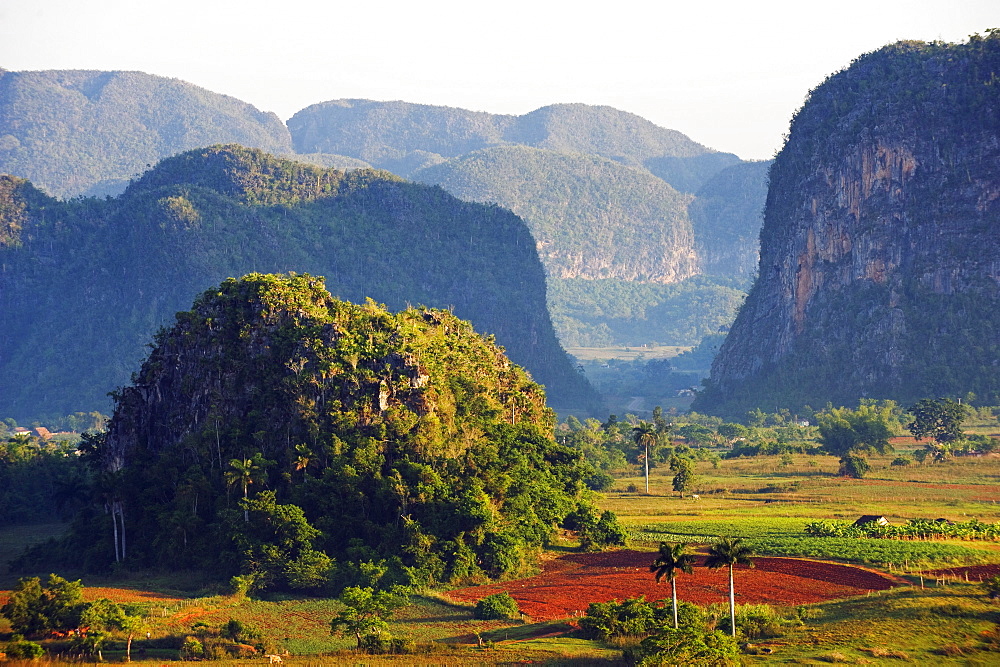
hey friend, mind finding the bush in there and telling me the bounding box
[5,640,44,659]
[474,592,521,620]
[838,454,870,478]
[584,470,615,491]
[180,637,204,659]
[580,597,661,640]
[634,628,739,666]
[390,637,416,654]
[890,456,912,467]
[359,633,390,654]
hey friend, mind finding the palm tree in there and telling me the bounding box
[632,421,657,494]
[650,541,697,628]
[704,537,755,638]
[293,443,312,481]
[225,456,262,523]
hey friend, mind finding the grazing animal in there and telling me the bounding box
[266,655,283,664]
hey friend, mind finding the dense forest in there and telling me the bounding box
[0,70,293,198]
[42,274,611,589]
[290,101,766,348]
[0,145,597,422]
[0,77,767,352]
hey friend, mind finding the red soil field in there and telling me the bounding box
[447,550,901,621]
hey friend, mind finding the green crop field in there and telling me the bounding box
[3,448,1000,663]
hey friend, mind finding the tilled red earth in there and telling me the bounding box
[447,550,901,621]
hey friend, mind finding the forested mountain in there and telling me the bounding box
[288,99,766,347]
[0,70,768,351]
[695,32,1000,418]
[61,273,602,584]
[0,69,293,198]
[411,146,698,283]
[287,100,731,183]
[0,145,597,421]
[689,160,771,287]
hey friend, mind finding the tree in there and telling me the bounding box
[717,422,749,447]
[632,422,657,494]
[0,574,84,636]
[704,537,754,638]
[330,586,410,650]
[225,453,269,522]
[669,456,695,498]
[650,542,697,629]
[80,598,145,662]
[908,398,970,444]
[816,403,895,478]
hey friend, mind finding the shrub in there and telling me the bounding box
[359,633,390,654]
[390,637,416,654]
[474,592,521,620]
[580,597,661,640]
[634,628,739,666]
[180,637,204,659]
[890,456,912,467]
[584,470,615,491]
[5,640,44,659]
[984,575,1000,600]
[838,454,870,478]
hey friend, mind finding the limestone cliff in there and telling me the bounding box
[695,33,1000,417]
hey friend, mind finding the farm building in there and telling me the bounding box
[853,515,889,527]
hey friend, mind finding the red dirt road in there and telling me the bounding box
[447,550,901,621]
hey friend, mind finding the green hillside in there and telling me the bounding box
[63,273,600,585]
[0,145,597,421]
[0,69,293,198]
[689,159,771,287]
[412,145,698,283]
[286,100,731,186]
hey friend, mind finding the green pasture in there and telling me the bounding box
[602,450,1000,522]
[4,448,1000,663]
[565,345,690,361]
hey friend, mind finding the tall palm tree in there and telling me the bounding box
[632,421,657,494]
[704,537,755,637]
[225,456,262,523]
[650,541,697,628]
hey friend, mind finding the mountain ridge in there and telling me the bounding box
[0,145,598,420]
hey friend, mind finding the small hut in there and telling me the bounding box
[853,515,889,527]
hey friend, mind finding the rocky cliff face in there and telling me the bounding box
[695,33,1000,417]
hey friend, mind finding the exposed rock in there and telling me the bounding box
[695,33,1000,417]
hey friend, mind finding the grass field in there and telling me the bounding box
[2,449,1000,663]
[565,345,690,361]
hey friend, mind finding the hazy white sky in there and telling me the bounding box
[1,0,996,160]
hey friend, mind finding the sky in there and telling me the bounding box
[0,0,996,160]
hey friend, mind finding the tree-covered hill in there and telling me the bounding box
[688,159,771,287]
[0,145,597,421]
[411,145,698,283]
[64,273,607,586]
[695,32,1000,418]
[0,70,768,352]
[288,99,764,348]
[287,100,735,186]
[0,69,293,198]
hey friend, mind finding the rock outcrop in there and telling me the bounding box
[695,33,1000,417]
